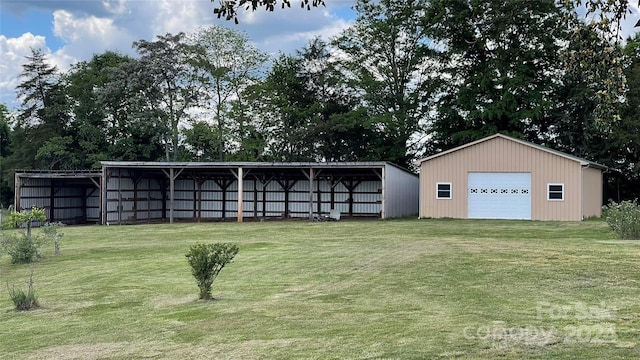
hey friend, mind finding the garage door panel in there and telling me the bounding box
[468,172,531,219]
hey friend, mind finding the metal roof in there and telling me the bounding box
[101,161,390,168]
[100,161,418,176]
[15,170,101,178]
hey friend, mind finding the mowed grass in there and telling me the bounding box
[1,219,639,359]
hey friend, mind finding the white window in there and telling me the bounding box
[436,182,452,199]
[547,183,564,201]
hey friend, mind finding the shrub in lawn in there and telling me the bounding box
[7,235,37,264]
[186,242,239,300]
[7,267,39,311]
[2,207,49,263]
[603,200,640,240]
[42,222,64,255]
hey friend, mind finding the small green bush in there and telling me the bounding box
[186,242,239,300]
[42,222,65,255]
[8,268,39,311]
[603,200,640,240]
[8,235,37,264]
[2,207,49,263]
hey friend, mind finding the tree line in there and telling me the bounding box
[1,0,639,206]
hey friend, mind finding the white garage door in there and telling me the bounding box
[468,172,531,220]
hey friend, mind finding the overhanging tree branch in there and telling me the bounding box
[211,0,325,23]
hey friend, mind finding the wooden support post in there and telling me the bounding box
[253,179,258,219]
[341,179,361,217]
[237,167,244,223]
[50,180,55,222]
[308,168,314,221]
[15,173,22,211]
[133,175,139,222]
[262,179,267,219]
[197,179,204,222]
[101,167,107,225]
[162,167,183,224]
[317,177,322,216]
[169,168,175,224]
[118,188,122,225]
[147,178,151,223]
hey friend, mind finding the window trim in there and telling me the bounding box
[547,183,564,201]
[436,182,452,200]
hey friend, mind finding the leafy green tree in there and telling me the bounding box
[95,54,167,161]
[563,0,631,124]
[335,0,433,168]
[425,0,567,152]
[0,104,13,206]
[11,48,70,170]
[548,22,609,161]
[295,38,373,161]
[35,136,80,170]
[608,33,640,200]
[65,51,133,167]
[251,38,368,162]
[251,39,375,162]
[0,104,10,158]
[225,93,270,161]
[133,33,200,161]
[188,26,269,161]
[254,53,318,161]
[183,121,220,161]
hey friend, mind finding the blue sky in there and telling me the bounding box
[0,0,357,108]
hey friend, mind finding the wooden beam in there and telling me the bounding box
[308,168,314,221]
[253,174,274,220]
[101,166,107,225]
[238,167,243,223]
[228,168,246,222]
[49,180,55,222]
[169,168,175,224]
[275,179,297,218]
[161,167,184,224]
[88,176,100,188]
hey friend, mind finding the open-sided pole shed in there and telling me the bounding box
[15,170,102,224]
[99,161,419,225]
[15,162,418,225]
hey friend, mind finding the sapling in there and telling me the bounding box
[186,242,239,300]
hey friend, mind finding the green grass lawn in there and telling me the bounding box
[1,219,639,359]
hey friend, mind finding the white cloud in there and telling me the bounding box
[46,9,142,76]
[257,16,352,56]
[103,0,128,15]
[149,0,214,36]
[53,10,113,43]
[234,5,355,55]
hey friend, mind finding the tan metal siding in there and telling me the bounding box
[420,136,586,221]
[582,166,603,218]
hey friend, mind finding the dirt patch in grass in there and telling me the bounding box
[25,342,144,360]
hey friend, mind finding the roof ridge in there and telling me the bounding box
[417,133,607,170]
